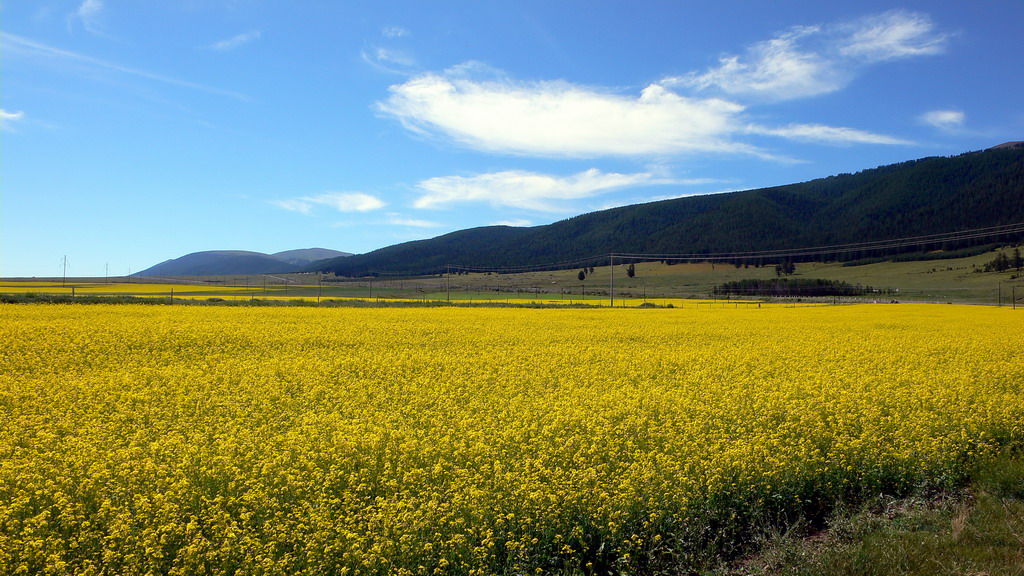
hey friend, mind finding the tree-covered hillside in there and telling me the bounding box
[137,249,349,277]
[313,146,1024,277]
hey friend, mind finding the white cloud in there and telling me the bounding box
[382,26,409,38]
[0,109,25,130]
[414,168,677,212]
[377,11,947,159]
[919,109,965,131]
[71,0,106,36]
[361,47,417,75]
[379,63,909,157]
[76,0,103,21]
[375,48,413,66]
[364,47,415,68]
[379,67,753,158]
[840,10,948,62]
[746,123,912,145]
[364,27,414,74]
[274,192,386,214]
[667,10,947,102]
[667,27,844,102]
[491,219,533,227]
[210,31,261,52]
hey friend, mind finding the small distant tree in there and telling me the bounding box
[993,252,1011,272]
[1014,247,1023,272]
[626,263,636,278]
[775,260,796,277]
[578,269,587,282]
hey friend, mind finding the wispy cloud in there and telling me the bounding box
[363,26,415,74]
[69,0,108,36]
[665,10,947,102]
[273,192,386,214]
[361,47,416,74]
[414,168,679,212]
[491,219,533,227]
[839,10,949,62]
[745,123,913,145]
[919,109,965,131]
[666,27,844,102]
[0,109,26,130]
[382,26,409,38]
[210,30,261,52]
[1,32,248,100]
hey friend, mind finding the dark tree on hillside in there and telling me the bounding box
[627,263,636,278]
[578,269,587,282]
[992,252,1011,272]
[1014,247,1023,272]
[775,260,796,277]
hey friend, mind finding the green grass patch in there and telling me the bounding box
[720,451,1024,575]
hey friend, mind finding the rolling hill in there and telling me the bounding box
[313,144,1024,277]
[135,249,350,277]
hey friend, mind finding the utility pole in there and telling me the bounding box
[609,253,615,307]
[446,265,451,302]
[62,255,67,287]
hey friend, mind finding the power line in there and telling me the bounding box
[613,222,1024,263]
[330,222,1024,278]
[451,254,607,274]
[447,221,1024,273]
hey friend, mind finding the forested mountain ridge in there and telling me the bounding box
[313,146,1024,277]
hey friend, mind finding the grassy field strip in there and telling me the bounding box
[4,248,1022,304]
[0,282,830,308]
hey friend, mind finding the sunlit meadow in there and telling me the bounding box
[1,304,1021,574]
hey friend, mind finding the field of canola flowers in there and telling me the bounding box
[1,303,1022,575]
[0,282,312,302]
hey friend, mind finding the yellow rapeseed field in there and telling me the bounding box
[1,303,1021,575]
[0,282,309,301]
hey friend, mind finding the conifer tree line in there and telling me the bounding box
[981,247,1023,273]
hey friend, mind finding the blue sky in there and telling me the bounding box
[2,1,1022,277]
